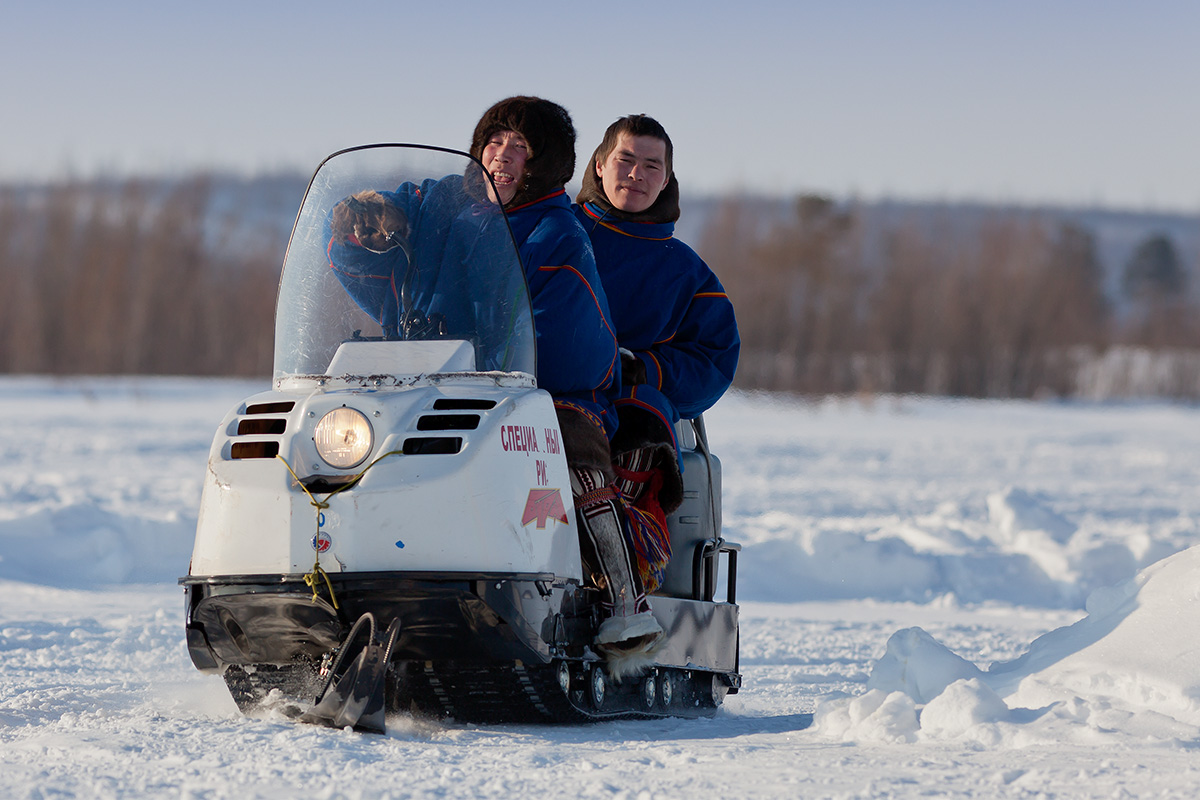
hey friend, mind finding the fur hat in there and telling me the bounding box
[470,96,576,209]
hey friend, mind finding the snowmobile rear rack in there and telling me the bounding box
[693,537,741,603]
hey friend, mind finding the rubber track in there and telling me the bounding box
[223,661,323,714]
[224,659,724,725]
[389,660,722,724]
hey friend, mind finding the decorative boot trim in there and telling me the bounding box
[570,467,647,617]
[576,485,620,510]
[613,446,656,502]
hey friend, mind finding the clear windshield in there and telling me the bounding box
[272,145,534,381]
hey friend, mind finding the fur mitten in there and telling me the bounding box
[331,191,408,253]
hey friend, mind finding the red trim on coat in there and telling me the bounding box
[579,204,673,241]
[537,264,620,384]
[506,188,567,214]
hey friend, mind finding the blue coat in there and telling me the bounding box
[574,201,739,445]
[508,191,620,439]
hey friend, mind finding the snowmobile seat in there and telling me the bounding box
[658,416,739,602]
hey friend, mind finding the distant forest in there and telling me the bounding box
[2,174,1198,399]
[700,195,1200,399]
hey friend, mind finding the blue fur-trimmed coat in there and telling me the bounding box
[507,191,620,438]
[574,201,740,446]
[329,184,620,439]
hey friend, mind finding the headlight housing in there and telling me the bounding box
[313,407,373,469]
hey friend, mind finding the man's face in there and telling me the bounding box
[481,130,530,205]
[596,133,670,214]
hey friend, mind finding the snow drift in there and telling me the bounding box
[816,543,1200,745]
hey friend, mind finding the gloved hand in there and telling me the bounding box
[621,350,647,386]
[332,191,409,253]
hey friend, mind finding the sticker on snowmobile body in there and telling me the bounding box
[521,488,568,529]
[313,510,334,552]
[500,425,562,456]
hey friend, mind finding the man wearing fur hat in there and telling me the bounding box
[574,115,740,595]
[328,97,665,665]
[469,97,666,665]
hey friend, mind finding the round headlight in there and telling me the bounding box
[313,407,373,469]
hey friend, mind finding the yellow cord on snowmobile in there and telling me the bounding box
[275,450,406,610]
[303,565,338,609]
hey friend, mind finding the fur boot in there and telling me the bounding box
[570,467,663,678]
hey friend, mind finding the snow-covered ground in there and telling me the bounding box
[3,377,1200,798]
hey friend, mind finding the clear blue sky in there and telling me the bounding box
[5,0,1198,211]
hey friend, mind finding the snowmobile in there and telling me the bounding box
[180,144,741,733]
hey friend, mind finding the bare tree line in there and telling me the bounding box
[2,177,1198,398]
[700,195,1200,399]
[0,177,280,376]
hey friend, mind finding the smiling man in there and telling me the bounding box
[594,129,670,213]
[575,115,741,598]
[479,129,529,205]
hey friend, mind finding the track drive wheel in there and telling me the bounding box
[640,672,657,710]
[657,669,674,708]
[708,673,729,707]
[589,665,607,710]
[556,661,572,695]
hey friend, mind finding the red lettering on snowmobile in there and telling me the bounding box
[501,424,540,454]
[535,460,548,486]
[543,427,560,455]
[521,488,568,529]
